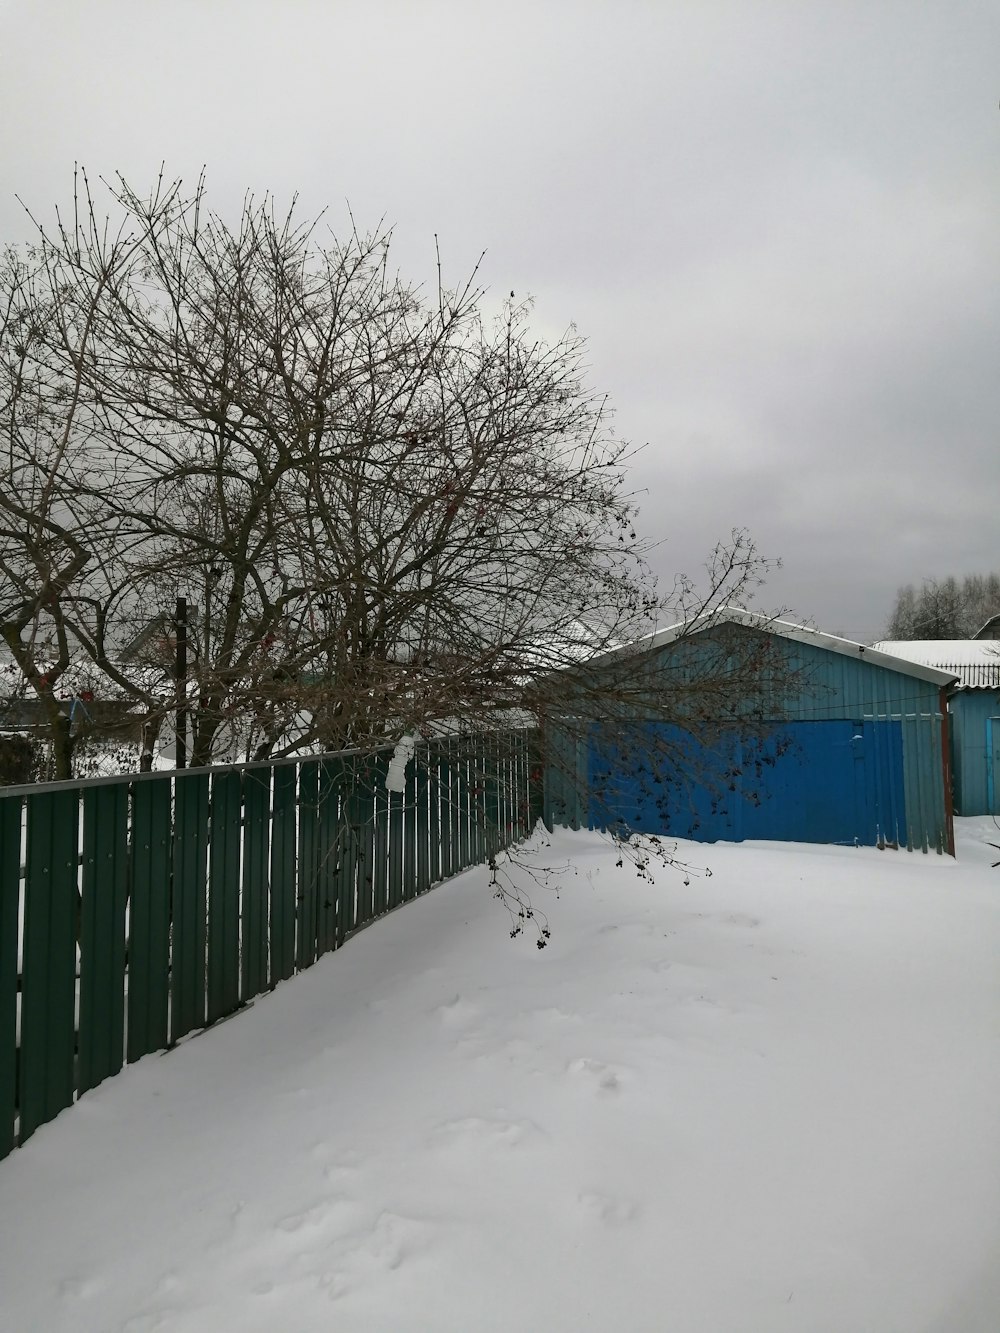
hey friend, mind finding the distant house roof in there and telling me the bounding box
[873,640,1000,690]
[973,613,1000,641]
[120,608,201,664]
[601,606,959,687]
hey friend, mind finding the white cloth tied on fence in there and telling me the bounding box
[385,733,418,792]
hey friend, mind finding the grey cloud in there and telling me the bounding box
[1,0,996,643]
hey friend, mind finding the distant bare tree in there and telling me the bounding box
[885,574,1000,640]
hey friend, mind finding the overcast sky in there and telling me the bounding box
[2,0,997,641]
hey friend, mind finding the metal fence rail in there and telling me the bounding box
[0,729,537,1158]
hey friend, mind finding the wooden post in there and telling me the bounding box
[175,596,187,770]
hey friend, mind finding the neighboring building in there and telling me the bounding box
[0,654,164,744]
[547,609,956,853]
[874,639,1000,816]
[973,614,1000,641]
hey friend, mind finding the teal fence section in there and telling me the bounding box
[0,729,537,1159]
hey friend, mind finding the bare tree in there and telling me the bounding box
[0,176,191,776]
[885,574,1000,640]
[2,172,785,801]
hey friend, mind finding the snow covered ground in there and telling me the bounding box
[2,821,999,1333]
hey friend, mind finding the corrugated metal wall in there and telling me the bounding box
[545,626,952,852]
[949,691,1000,815]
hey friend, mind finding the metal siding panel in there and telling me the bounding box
[0,797,21,1157]
[569,629,951,852]
[483,734,499,861]
[388,788,404,910]
[368,754,389,916]
[437,747,453,880]
[740,723,864,845]
[20,790,79,1141]
[208,770,242,1021]
[949,692,1000,815]
[899,714,948,853]
[336,756,359,943]
[296,761,319,969]
[372,770,390,916]
[472,734,487,864]
[171,773,209,1041]
[403,758,418,901]
[414,758,430,895]
[900,720,920,850]
[773,638,943,723]
[127,778,171,1064]
[447,741,462,874]
[315,761,338,956]
[269,765,297,984]
[428,749,443,885]
[456,744,470,869]
[354,757,377,926]
[336,822,356,942]
[242,768,270,999]
[589,719,915,849]
[861,720,906,847]
[78,784,128,1095]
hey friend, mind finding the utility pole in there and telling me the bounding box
[175,595,188,769]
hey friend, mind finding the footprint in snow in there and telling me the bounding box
[274,1196,352,1235]
[567,1057,625,1093]
[122,1308,178,1333]
[57,1273,106,1301]
[318,1211,426,1301]
[523,1004,581,1026]
[723,912,760,928]
[431,1114,544,1149]
[577,1190,640,1227]
[434,993,481,1027]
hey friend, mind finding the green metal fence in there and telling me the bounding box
[0,729,537,1159]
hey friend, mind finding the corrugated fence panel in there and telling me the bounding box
[1,728,536,1154]
[455,743,470,871]
[900,714,948,853]
[436,747,452,881]
[402,761,418,903]
[78,784,128,1095]
[20,790,79,1142]
[270,765,297,985]
[335,756,359,944]
[388,787,404,911]
[208,770,243,1024]
[949,692,999,816]
[316,760,339,957]
[414,760,430,896]
[0,796,21,1159]
[242,768,271,1001]
[427,751,442,886]
[296,760,320,971]
[355,758,377,928]
[172,772,209,1043]
[128,778,172,1064]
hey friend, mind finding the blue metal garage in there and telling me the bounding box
[546,610,957,853]
[874,640,1000,816]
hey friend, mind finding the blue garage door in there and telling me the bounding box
[588,720,907,847]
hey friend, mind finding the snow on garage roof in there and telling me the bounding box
[873,640,1000,690]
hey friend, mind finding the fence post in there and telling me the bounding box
[0,796,21,1158]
